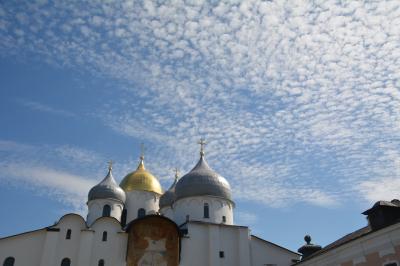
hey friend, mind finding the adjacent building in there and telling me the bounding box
[296,200,400,266]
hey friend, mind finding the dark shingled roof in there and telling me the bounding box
[295,225,372,264]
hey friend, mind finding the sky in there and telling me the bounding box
[0,0,399,252]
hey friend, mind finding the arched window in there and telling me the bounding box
[66,229,71,239]
[204,203,209,218]
[222,216,226,223]
[137,208,146,218]
[61,258,71,266]
[102,231,107,242]
[98,259,105,266]
[102,205,111,217]
[121,209,127,227]
[3,257,15,266]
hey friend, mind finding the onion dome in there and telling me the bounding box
[119,155,163,194]
[88,163,126,203]
[175,143,233,202]
[159,170,179,209]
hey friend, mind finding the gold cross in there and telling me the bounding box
[140,143,145,160]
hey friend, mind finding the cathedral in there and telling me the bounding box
[0,143,299,266]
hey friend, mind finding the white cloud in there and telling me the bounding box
[1,0,399,208]
[17,99,76,118]
[0,162,95,211]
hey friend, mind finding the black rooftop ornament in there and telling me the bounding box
[297,235,322,260]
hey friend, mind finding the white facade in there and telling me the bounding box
[160,205,174,220]
[171,196,234,225]
[0,214,127,266]
[0,214,298,266]
[87,199,124,226]
[0,152,300,266]
[124,190,160,223]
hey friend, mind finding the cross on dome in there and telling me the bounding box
[108,160,113,171]
[198,138,206,157]
[140,142,145,160]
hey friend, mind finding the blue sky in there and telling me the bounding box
[0,0,399,252]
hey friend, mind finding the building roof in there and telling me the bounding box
[119,156,163,194]
[251,235,300,255]
[159,172,179,208]
[295,225,372,264]
[88,167,126,203]
[175,153,233,202]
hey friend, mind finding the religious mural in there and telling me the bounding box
[126,215,180,266]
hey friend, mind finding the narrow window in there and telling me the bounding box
[222,216,226,223]
[219,251,225,258]
[61,258,71,266]
[384,263,398,266]
[102,231,107,242]
[137,208,146,218]
[102,205,111,217]
[3,257,15,266]
[204,203,209,218]
[121,209,127,227]
[66,229,71,239]
[186,215,190,221]
[98,259,105,266]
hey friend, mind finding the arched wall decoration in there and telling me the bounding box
[126,215,180,266]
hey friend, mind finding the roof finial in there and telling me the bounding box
[174,168,179,181]
[140,142,145,160]
[198,138,206,157]
[137,143,146,170]
[108,160,113,171]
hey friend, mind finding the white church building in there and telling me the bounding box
[0,144,299,266]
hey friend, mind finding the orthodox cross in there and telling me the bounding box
[174,168,179,180]
[108,160,113,171]
[198,138,206,156]
[140,143,145,160]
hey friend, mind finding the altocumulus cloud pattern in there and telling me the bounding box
[0,0,399,208]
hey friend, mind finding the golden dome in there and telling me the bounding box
[119,157,163,194]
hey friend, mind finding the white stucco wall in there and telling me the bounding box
[87,199,124,226]
[180,222,251,266]
[0,213,128,266]
[124,190,160,224]
[160,206,174,220]
[297,222,400,266]
[173,196,234,226]
[0,229,46,266]
[250,235,299,266]
[88,217,127,266]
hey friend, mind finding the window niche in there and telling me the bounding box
[66,229,71,239]
[204,203,210,218]
[3,257,15,266]
[61,258,71,266]
[102,205,111,217]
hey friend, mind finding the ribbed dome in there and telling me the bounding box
[88,167,126,203]
[175,154,233,202]
[159,173,178,209]
[119,157,163,194]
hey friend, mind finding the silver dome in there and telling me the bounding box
[175,155,233,202]
[88,168,126,203]
[159,174,178,208]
